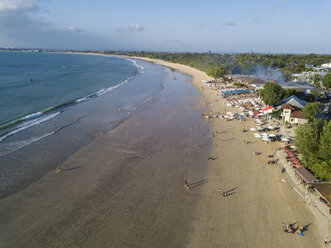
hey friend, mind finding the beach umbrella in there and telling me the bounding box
[262,133,269,136]
[250,127,257,131]
[254,134,262,138]
[269,133,277,137]
[226,103,232,106]
[281,137,290,142]
[267,126,275,130]
[227,111,232,115]
[262,137,271,142]
[224,115,229,119]
[248,111,254,116]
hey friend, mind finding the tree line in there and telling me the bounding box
[105,51,331,86]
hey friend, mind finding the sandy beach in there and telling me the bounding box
[0,56,326,247]
[133,57,325,247]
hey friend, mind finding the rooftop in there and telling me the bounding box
[281,103,296,110]
[281,95,307,109]
[290,110,306,119]
[294,167,317,184]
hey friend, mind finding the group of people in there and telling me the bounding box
[282,222,305,235]
[185,181,228,197]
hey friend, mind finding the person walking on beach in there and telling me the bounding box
[56,165,61,174]
[184,180,189,192]
[325,237,329,247]
[218,187,221,196]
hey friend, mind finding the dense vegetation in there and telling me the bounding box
[107,51,331,80]
[302,102,324,121]
[261,82,285,106]
[295,119,330,180]
[322,73,331,88]
[260,82,317,106]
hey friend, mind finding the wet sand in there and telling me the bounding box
[0,68,212,247]
[0,57,324,247]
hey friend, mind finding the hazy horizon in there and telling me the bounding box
[0,0,330,54]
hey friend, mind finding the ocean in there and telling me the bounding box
[0,52,167,198]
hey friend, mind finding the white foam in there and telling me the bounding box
[22,112,43,121]
[0,131,56,157]
[127,58,145,73]
[76,97,89,103]
[0,112,60,142]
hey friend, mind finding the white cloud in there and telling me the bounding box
[115,25,145,34]
[0,0,111,49]
[223,22,236,26]
[0,0,39,12]
[272,0,287,11]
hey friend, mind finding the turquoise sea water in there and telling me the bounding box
[0,52,140,128]
[0,52,168,198]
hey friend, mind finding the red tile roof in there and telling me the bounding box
[281,103,296,110]
[290,110,306,119]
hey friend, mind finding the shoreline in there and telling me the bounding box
[0,53,327,247]
[0,61,213,247]
[128,56,327,247]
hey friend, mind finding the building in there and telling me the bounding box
[280,103,307,124]
[280,95,307,109]
[321,62,331,69]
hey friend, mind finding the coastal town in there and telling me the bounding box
[0,48,330,247]
[200,74,330,222]
[1,1,331,247]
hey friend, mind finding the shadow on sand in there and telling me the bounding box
[190,179,208,189]
[64,165,84,172]
[222,187,239,196]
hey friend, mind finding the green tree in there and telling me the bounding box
[322,74,331,88]
[294,119,331,179]
[206,65,225,78]
[312,161,331,180]
[294,119,325,167]
[262,82,285,106]
[309,90,321,101]
[302,102,323,121]
[318,121,331,162]
[313,74,321,87]
[311,121,331,179]
[283,88,304,99]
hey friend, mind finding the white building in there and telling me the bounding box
[279,95,308,125]
[321,62,331,69]
[281,103,307,124]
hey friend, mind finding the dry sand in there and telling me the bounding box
[0,56,325,247]
[134,57,325,247]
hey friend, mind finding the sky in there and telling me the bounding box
[0,0,330,54]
